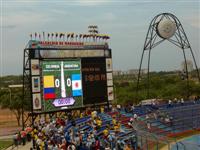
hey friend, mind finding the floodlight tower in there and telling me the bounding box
[136,13,200,100]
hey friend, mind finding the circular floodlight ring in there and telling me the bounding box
[156,19,176,39]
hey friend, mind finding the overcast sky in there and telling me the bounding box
[0,0,199,76]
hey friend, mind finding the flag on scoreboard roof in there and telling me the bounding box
[72,74,82,96]
[43,76,56,100]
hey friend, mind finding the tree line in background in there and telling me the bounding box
[0,70,200,126]
[113,70,200,104]
[0,75,30,126]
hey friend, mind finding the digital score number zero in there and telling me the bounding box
[54,78,72,88]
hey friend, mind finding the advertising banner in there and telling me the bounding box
[32,76,40,93]
[31,59,40,75]
[107,87,114,101]
[106,58,112,72]
[33,93,42,110]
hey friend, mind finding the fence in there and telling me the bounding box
[133,102,200,150]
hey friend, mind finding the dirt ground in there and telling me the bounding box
[0,109,22,136]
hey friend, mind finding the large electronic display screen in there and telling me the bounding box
[81,58,107,105]
[41,60,83,111]
[31,57,112,112]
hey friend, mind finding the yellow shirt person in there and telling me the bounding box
[103,129,109,136]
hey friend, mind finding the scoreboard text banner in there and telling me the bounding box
[40,50,105,58]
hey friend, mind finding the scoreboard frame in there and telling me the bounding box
[23,41,114,116]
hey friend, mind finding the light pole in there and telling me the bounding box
[114,85,117,104]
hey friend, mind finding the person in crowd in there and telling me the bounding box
[103,128,109,139]
[105,143,111,150]
[113,121,121,132]
[174,98,178,105]
[86,135,93,149]
[74,133,80,149]
[169,116,173,127]
[80,112,84,118]
[165,115,170,123]
[100,106,104,113]
[197,96,200,101]
[93,137,100,150]
[181,98,184,105]
[27,106,145,149]
[131,104,135,112]
[147,120,151,130]
[67,144,76,150]
[13,132,19,146]
[133,113,138,121]
[124,143,132,150]
[20,129,27,145]
[145,114,149,120]
[130,136,137,150]
[151,100,157,109]
[116,104,121,112]
[25,125,33,142]
[168,99,172,108]
[153,112,157,120]
[128,117,134,128]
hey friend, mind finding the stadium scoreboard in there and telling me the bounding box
[29,40,113,113]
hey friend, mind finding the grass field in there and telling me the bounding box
[0,139,13,150]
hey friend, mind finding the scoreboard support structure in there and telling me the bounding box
[22,48,32,130]
[22,39,114,128]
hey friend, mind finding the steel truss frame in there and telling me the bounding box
[136,13,200,100]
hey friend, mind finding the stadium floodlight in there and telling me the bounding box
[156,19,176,39]
[136,13,200,100]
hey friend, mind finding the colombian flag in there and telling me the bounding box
[43,76,55,100]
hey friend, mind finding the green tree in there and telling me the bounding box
[114,71,200,105]
[0,88,23,126]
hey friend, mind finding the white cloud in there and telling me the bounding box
[190,18,200,28]
[104,12,116,21]
[92,12,117,23]
[3,0,40,5]
[0,25,16,29]
[183,13,200,29]
[2,0,42,10]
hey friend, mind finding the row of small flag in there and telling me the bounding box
[30,32,110,40]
